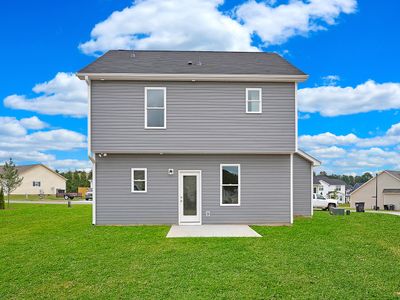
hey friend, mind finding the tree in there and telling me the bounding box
[0,158,23,207]
[0,187,4,210]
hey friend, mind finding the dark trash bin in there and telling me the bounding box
[355,202,365,212]
[389,204,395,211]
[384,205,389,210]
[346,210,351,215]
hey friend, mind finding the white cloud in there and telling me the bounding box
[79,0,256,55]
[335,148,400,171]
[236,0,356,46]
[321,75,340,86]
[300,123,400,174]
[298,80,400,116]
[300,123,400,149]
[45,159,91,172]
[4,72,87,117]
[79,0,356,55]
[299,132,358,148]
[309,146,346,158]
[20,116,47,130]
[0,116,87,171]
[0,116,48,137]
[0,117,27,136]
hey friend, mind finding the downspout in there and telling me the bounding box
[375,173,378,210]
[85,75,96,225]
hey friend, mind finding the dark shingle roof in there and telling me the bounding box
[78,50,306,76]
[314,175,346,186]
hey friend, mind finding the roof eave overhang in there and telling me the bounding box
[76,73,308,82]
[296,150,321,166]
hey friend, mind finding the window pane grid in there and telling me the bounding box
[246,88,262,113]
[145,87,166,128]
[132,168,147,192]
[220,164,240,206]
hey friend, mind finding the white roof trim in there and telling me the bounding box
[296,150,321,166]
[76,73,308,82]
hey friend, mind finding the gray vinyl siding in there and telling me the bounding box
[91,81,295,153]
[95,154,291,225]
[293,154,312,216]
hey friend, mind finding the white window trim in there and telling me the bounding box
[144,87,166,129]
[220,164,241,206]
[131,168,147,193]
[246,88,262,114]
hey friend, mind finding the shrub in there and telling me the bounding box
[0,187,4,210]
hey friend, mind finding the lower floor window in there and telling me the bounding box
[131,168,147,192]
[220,164,240,206]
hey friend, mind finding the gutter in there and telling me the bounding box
[76,73,308,83]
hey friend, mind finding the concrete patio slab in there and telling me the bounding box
[166,225,262,238]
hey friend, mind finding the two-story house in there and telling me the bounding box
[313,175,346,203]
[77,50,320,226]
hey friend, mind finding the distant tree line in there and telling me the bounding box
[57,170,92,193]
[317,171,373,186]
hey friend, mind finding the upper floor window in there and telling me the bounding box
[145,87,166,129]
[33,181,41,187]
[246,88,262,113]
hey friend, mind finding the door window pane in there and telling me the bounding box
[183,175,197,216]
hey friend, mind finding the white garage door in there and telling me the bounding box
[383,194,400,210]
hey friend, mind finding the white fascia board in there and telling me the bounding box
[296,150,321,166]
[76,73,308,82]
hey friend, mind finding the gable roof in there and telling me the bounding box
[314,175,346,186]
[386,170,400,181]
[0,164,67,181]
[77,50,306,79]
[349,170,400,195]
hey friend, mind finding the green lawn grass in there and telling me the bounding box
[1,204,399,299]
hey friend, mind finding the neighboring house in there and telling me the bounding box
[77,50,321,225]
[350,171,400,210]
[313,175,346,203]
[0,164,66,195]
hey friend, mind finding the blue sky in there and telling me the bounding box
[0,0,399,174]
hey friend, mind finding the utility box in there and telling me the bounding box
[330,208,345,215]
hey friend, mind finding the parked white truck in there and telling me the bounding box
[313,193,338,210]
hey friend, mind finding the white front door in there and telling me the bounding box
[178,170,201,225]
